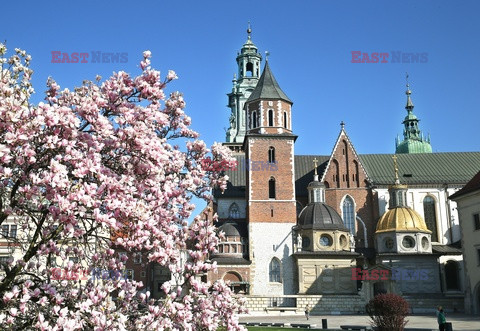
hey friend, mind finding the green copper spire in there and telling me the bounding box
[395,74,432,154]
[225,24,262,144]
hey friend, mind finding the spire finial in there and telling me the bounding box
[405,73,414,110]
[392,154,400,184]
[247,22,252,39]
[265,51,270,62]
[405,72,412,96]
[340,121,345,129]
[313,157,318,176]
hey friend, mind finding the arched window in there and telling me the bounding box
[229,203,240,219]
[423,196,438,241]
[283,112,287,129]
[269,177,276,199]
[246,62,253,77]
[268,109,274,126]
[342,196,355,234]
[268,147,275,163]
[269,258,281,282]
[445,260,460,291]
[252,111,257,128]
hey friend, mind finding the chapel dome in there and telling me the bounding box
[376,206,431,233]
[218,221,242,237]
[298,202,348,231]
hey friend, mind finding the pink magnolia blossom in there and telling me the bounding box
[0,45,244,330]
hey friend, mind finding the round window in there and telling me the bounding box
[302,236,310,250]
[320,234,333,247]
[421,237,429,249]
[385,238,394,250]
[339,235,347,248]
[402,236,416,249]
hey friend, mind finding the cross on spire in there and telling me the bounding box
[392,154,400,184]
[313,157,318,176]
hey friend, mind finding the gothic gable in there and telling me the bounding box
[321,126,370,189]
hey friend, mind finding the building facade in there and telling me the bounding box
[450,171,480,314]
[208,28,480,314]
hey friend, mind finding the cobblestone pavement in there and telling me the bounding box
[239,312,480,330]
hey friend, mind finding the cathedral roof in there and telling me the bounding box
[359,152,480,185]
[246,61,292,104]
[297,202,348,231]
[214,152,480,198]
[375,206,431,234]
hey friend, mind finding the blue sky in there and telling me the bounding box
[3,0,479,156]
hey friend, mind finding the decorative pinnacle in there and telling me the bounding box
[340,121,345,129]
[247,22,252,39]
[392,154,400,184]
[265,51,270,62]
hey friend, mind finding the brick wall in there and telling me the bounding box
[246,137,296,224]
[323,132,379,247]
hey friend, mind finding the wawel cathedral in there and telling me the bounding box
[204,27,480,314]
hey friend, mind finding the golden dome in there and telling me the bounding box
[376,207,431,233]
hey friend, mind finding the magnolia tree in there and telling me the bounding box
[0,45,244,330]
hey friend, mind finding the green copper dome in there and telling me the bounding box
[396,138,432,154]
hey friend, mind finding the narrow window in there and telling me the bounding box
[133,253,142,264]
[269,258,281,282]
[283,112,287,129]
[269,177,276,199]
[1,225,8,238]
[342,196,355,234]
[423,196,438,241]
[268,147,275,163]
[252,111,257,128]
[474,213,480,231]
[10,225,16,238]
[268,109,274,126]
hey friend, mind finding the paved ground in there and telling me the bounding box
[239,312,480,330]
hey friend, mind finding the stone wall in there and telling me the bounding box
[243,294,465,314]
[244,294,366,314]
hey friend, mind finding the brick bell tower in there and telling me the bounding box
[244,59,297,295]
